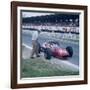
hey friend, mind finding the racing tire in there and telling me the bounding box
[66,46,73,57]
[37,42,41,54]
[44,48,52,60]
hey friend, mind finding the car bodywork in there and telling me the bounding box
[39,41,73,60]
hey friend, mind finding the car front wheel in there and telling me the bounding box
[44,48,52,60]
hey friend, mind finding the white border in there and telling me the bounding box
[17,7,84,84]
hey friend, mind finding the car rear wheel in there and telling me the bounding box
[66,46,73,57]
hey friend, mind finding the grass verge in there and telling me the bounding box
[21,57,79,78]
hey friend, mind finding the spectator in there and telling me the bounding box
[30,29,41,58]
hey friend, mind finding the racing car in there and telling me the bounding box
[38,41,73,60]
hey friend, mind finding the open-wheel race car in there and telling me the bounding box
[38,41,73,60]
